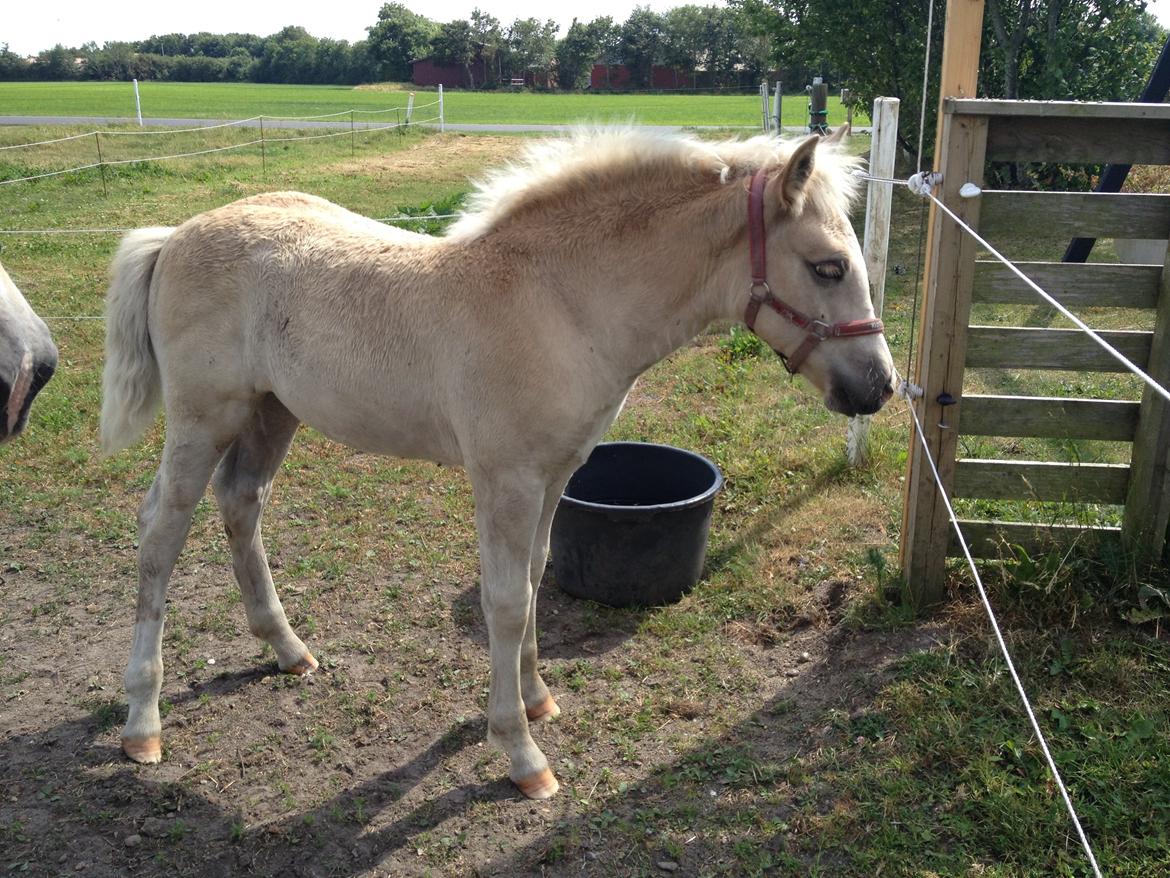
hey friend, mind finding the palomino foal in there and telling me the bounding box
[101,130,894,799]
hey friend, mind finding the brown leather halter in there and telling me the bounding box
[743,169,885,374]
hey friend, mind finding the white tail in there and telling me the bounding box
[100,227,175,454]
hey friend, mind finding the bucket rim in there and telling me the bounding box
[558,441,724,514]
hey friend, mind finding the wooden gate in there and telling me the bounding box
[901,99,1170,603]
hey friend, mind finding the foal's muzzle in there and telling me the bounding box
[0,347,57,442]
[827,366,895,417]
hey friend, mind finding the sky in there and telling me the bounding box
[3,1,679,56]
[5,0,1170,57]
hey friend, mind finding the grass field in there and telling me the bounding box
[0,80,856,127]
[0,123,1167,876]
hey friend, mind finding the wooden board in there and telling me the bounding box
[952,459,1130,503]
[983,115,1170,165]
[965,326,1152,372]
[959,394,1140,441]
[979,192,1170,241]
[948,519,1122,558]
[948,99,1170,120]
[972,261,1162,309]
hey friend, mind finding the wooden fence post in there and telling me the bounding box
[1123,241,1170,559]
[848,97,901,466]
[900,0,987,604]
[93,132,107,197]
[773,81,782,131]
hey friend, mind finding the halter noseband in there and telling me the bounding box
[743,169,884,374]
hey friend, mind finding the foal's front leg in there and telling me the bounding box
[472,468,559,799]
[520,482,568,724]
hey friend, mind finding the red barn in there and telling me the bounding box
[411,56,487,89]
[590,64,698,90]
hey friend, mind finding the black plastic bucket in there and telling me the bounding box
[550,442,724,608]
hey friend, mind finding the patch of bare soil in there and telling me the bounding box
[330,135,524,184]
[0,540,941,877]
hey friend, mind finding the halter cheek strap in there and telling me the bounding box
[743,169,884,374]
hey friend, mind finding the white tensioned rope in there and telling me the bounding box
[903,396,1104,878]
[100,116,262,135]
[0,104,413,149]
[0,214,462,235]
[927,187,1170,406]
[856,163,1110,872]
[262,109,356,121]
[0,162,106,185]
[856,168,1170,404]
[0,115,434,187]
[0,139,263,185]
[0,131,97,150]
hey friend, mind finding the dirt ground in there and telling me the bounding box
[0,536,939,877]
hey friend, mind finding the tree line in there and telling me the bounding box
[1,0,1164,132]
[0,4,795,89]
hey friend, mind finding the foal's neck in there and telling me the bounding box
[524,176,744,380]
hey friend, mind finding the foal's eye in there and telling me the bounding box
[812,260,847,281]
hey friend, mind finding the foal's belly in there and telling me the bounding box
[273,379,464,466]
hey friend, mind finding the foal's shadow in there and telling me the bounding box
[451,566,651,660]
[2,678,506,877]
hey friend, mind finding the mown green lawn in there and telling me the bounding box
[0,125,1165,876]
[0,79,854,127]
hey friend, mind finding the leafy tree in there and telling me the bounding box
[984,0,1162,100]
[662,6,708,75]
[470,8,503,85]
[255,26,319,83]
[590,16,623,63]
[507,18,559,85]
[588,16,623,88]
[620,6,666,88]
[0,44,29,80]
[30,45,79,80]
[734,0,1165,158]
[556,18,601,89]
[432,20,478,87]
[138,33,190,56]
[366,2,438,82]
[80,42,131,79]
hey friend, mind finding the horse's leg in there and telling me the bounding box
[210,395,314,674]
[122,415,244,763]
[521,481,568,724]
[471,466,559,799]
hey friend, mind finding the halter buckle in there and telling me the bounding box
[749,280,771,302]
[807,319,833,340]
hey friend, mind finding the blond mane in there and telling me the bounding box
[447,127,864,240]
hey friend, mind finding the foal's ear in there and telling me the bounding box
[825,123,850,144]
[767,135,819,212]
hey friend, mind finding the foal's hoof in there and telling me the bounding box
[122,735,162,764]
[281,652,318,676]
[514,767,560,800]
[525,695,560,723]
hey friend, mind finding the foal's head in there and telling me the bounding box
[733,133,895,417]
[0,262,57,443]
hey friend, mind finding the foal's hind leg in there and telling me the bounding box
[210,395,315,674]
[122,415,246,763]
